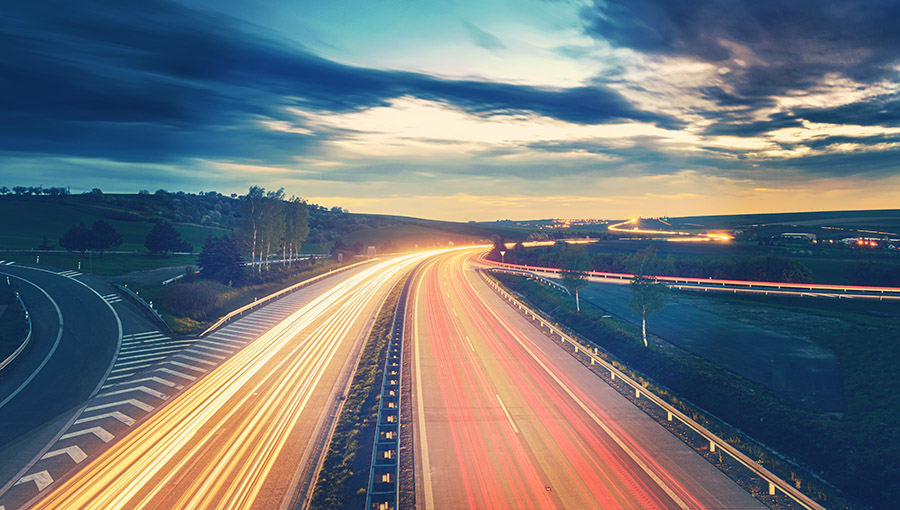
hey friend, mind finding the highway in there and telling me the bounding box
[27,251,443,510]
[411,250,764,509]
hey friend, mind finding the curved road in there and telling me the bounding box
[0,265,120,451]
[411,250,764,509]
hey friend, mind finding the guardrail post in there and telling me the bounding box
[635,388,640,398]
[769,482,776,496]
[610,371,615,381]
[667,411,673,422]
[710,440,716,452]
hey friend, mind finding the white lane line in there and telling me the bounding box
[116,349,175,362]
[464,335,475,352]
[197,338,243,349]
[175,354,217,366]
[14,471,53,491]
[495,394,519,434]
[122,331,162,339]
[191,343,232,355]
[60,427,114,443]
[184,347,225,359]
[97,386,168,400]
[413,269,436,510]
[452,308,458,318]
[127,376,178,388]
[84,398,153,413]
[74,411,135,426]
[168,361,207,373]
[41,445,88,464]
[471,272,692,510]
[109,356,167,370]
[158,367,197,380]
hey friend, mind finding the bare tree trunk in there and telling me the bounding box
[575,289,580,312]
[642,314,648,347]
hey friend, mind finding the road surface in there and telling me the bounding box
[27,251,444,510]
[411,250,765,509]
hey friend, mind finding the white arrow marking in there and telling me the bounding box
[85,399,153,413]
[42,445,88,464]
[97,386,168,400]
[15,471,53,491]
[60,426,114,443]
[75,411,135,426]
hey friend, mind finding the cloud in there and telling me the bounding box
[0,0,672,167]
[462,22,507,52]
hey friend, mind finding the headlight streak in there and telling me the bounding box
[32,250,452,510]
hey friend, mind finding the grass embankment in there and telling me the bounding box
[129,260,342,335]
[0,252,198,276]
[0,280,28,362]
[493,272,899,510]
[0,197,223,252]
[308,273,407,510]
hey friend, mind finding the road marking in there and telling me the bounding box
[413,270,436,510]
[97,386,168,400]
[109,356,167,370]
[185,346,226,359]
[159,367,197,380]
[85,398,153,413]
[168,361,207,373]
[74,411,136,426]
[452,308,457,318]
[175,354,217,366]
[127,376,179,388]
[14,471,53,491]
[191,344,232,355]
[470,272,692,510]
[464,335,475,352]
[495,394,519,433]
[0,274,64,412]
[60,427,114,443]
[42,445,88,464]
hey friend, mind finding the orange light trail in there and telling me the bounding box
[608,219,732,242]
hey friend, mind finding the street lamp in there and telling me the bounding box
[500,250,506,264]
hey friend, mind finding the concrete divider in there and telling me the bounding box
[480,269,826,510]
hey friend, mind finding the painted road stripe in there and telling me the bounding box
[158,367,197,381]
[123,331,163,339]
[42,446,88,464]
[128,376,179,388]
[109,356,167,371]
[495,394,519,434]
[85,399,153,413]
[14,471,53,491]
[168,361,207,373]
[74,411,135,426]
[175,354,217,366]
[60,427,114,443]
[465,335,475,352]
[116,350,175,362]
[197,339,240,350]
[97,386,168,400]
[186,346,226,358]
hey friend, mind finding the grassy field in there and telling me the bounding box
[495,272,900,510]
[0,252,198,276]
[0,197,227,252]
[132,260,342,335]
[308,274,405,510]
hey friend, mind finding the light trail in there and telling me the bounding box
[412,250,761,509]
[608,218,732,241]
[30,250,454,510]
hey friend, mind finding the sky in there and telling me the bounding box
[2,0,900,221]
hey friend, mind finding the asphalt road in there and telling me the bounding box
[0,265,120,450]
[411,251,764,509]
[576,281,846,412]
[27,251,445,510]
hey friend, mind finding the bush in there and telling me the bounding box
[155,281,222,320]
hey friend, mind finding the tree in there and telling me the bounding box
[561,269,588,312]
[90,220,122,253]
[145,221,190,254]
[628,247,669,347]
[259,189,285,270]
[198,234,244,285]
[283,198,310,267]
[239,186,265,272]
[59,223,92,254]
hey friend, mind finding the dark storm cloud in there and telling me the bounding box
[0,0,670,165]
[582,0,900,133]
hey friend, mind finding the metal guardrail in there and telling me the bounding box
[481,256,900,299]
[365,271,414,510]
[199,259,375,337]
[0,291,33,372]
[116,284,171,333]
[480,270,827,510]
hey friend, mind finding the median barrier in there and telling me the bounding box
[480,269,826,510]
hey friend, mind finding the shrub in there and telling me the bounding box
[156,281,222,320]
